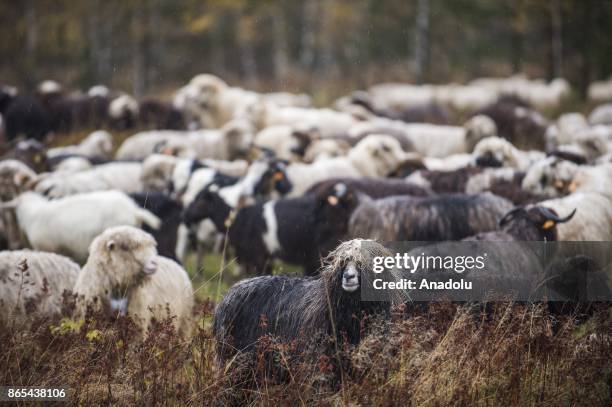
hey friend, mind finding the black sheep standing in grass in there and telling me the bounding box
[213,239,398,367]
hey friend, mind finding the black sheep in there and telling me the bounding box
[130,192,183,261]
[213,239,396,366]
[474,95,547,150]
[3,95,52,142]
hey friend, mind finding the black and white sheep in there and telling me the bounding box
[129,192,183,261]
[183,183,324,275]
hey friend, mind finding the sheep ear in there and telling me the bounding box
[327,195,339,206]
[107,240,116,251]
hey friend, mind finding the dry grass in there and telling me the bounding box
[1,299,609,406]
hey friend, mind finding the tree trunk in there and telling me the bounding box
[580,0,593,98]
[413,0,430,84]
[271,6,289,84]
[299,0,318,70]
[132,7,148,97]
[511,0,525,73]
[550,0,563,78]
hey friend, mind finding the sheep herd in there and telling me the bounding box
[1,73,611,372]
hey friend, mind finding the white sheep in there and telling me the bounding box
[108,94,139,120]
[2,190,160,263]
[250,103,360,137]
[522,157,612,199]
[472,136,545,171]
[116,119,254,161]
[286,134,411,196]
[545,112,590,150]
[0,250,80,324]
[349,115,495,158]
[303,138,352,162]
[538,192,612,241]
[33,162,143,198]
[47,130,113,159]
[588,104,612,125]
[253,124,315,161]
[52,157,94,173]
[588,77,612,103]
[74,226,194,337]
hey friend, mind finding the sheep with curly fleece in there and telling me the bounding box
[0,250,80,324]
[74,226,194,337]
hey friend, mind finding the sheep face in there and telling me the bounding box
[322,239,394,299]
[352,135,409,177]
[498,205,576,241]
[253,159,292,197]
[87,130,113,156]
[341,261,360,292]
[89,226,159,290]
[473,136,516,168]
[183,185,230,229]
[141,155,177,192]
[464,114,497,151]
[522,157,579,198]
[223,120,254,159]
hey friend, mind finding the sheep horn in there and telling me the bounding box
[498,207,523,227]
[537,207,576,224]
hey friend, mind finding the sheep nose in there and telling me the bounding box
[343,264,357,281]
[143,259,158,275]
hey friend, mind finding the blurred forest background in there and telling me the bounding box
[1,0,611,101]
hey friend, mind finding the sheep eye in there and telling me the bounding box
[540,175,548,186]
[382,145,391,152]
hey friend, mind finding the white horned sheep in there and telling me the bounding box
[537,192,612,241]
[285,134,412,196]
[1,190,160,263]
[73,226,194,337]
[46,130,113,159]
[0,250,80,324]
